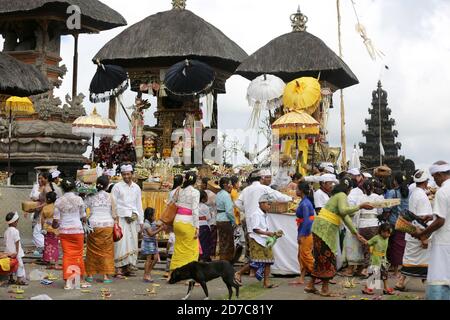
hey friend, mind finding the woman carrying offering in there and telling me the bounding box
[84,176,116,284]
[304,177,374,297]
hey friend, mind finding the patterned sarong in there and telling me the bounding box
[86,227,114,275]
[311,233,336,280]
[43,232,59,264]
[217,221,235,262]
[60,233,85,280]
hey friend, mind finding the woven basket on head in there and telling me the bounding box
[374,166,392,177]
[207,180,221,194]
[143,181,162,191]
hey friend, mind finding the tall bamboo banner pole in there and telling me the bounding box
[336,0,347,171]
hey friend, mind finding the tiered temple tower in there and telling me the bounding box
[359,81,414,174]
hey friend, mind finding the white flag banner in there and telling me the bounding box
[380,142,385,156]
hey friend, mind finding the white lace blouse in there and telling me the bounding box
[54,192,86,234]
[175,186,200,229]
[84,191,115,228]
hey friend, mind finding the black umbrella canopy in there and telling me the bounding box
[164,60,215,98]
[0,52,51,97]
[89,63,129,103]
[94,7,247,74]
[0,0,127,33]
[236,10,358,90]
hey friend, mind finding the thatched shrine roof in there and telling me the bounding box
[236,9,358,89]
[0,52,51,97]
[94,8,247,74]
[0,0,127,33]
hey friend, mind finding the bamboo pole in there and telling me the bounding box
[337,0,347,171]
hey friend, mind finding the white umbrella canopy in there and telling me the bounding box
[72,107,117,137]
[72,107,117,161]
[246,74,285,127]
[349,145,361,170]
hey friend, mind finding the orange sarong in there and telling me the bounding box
[85,227,115,275]
[60,233,86,280]
[298,235,314,273]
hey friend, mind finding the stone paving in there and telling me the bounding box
[0,257,426,301]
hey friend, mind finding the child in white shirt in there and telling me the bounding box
[4,212,27,285]
[199,190,212,262]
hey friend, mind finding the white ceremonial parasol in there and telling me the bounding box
[72,107,117,160]
[247,74,285,127]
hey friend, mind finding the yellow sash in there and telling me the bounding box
[372,250,385,257]
[0,258,10,271]
[317,208,342,226]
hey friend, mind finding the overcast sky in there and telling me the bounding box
[4,0,450,170]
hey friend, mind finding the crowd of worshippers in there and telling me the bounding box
[1,161,450,300]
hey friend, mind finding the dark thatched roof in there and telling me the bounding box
[236,31,359,89]
[0,52,51,97]
[0,0,127,32]
[94,9,247,74]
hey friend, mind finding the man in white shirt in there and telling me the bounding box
[341,168,365,276]
[234,170,292,281]
[111,164,144,277]
[49,169,63,198]
[415,161,450,300]
[235,170,292,227]
[396,169,432,291]
[314,174,337,214]
[235,192,281,288]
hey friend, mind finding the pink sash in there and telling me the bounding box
[177,207,193,216]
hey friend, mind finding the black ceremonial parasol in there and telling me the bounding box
[164,59,215,98]
[89,60,131,122]
[89,61,129,103]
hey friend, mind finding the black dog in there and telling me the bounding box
[168,261,240,300]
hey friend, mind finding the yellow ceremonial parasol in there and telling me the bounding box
[3,97,35,114]
[2,97,35,179]
[272,110,320,136]
[282,77,321,114]
[272,111,320,174]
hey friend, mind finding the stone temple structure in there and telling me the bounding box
[0,0,126,184]
[359,81,415,175]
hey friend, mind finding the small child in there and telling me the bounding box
[165,228,175,278]
[199,190,212,262]
[142,208,164,283]
[4,212,27,285]
[362,223,394,295]
[41,192,61,270]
